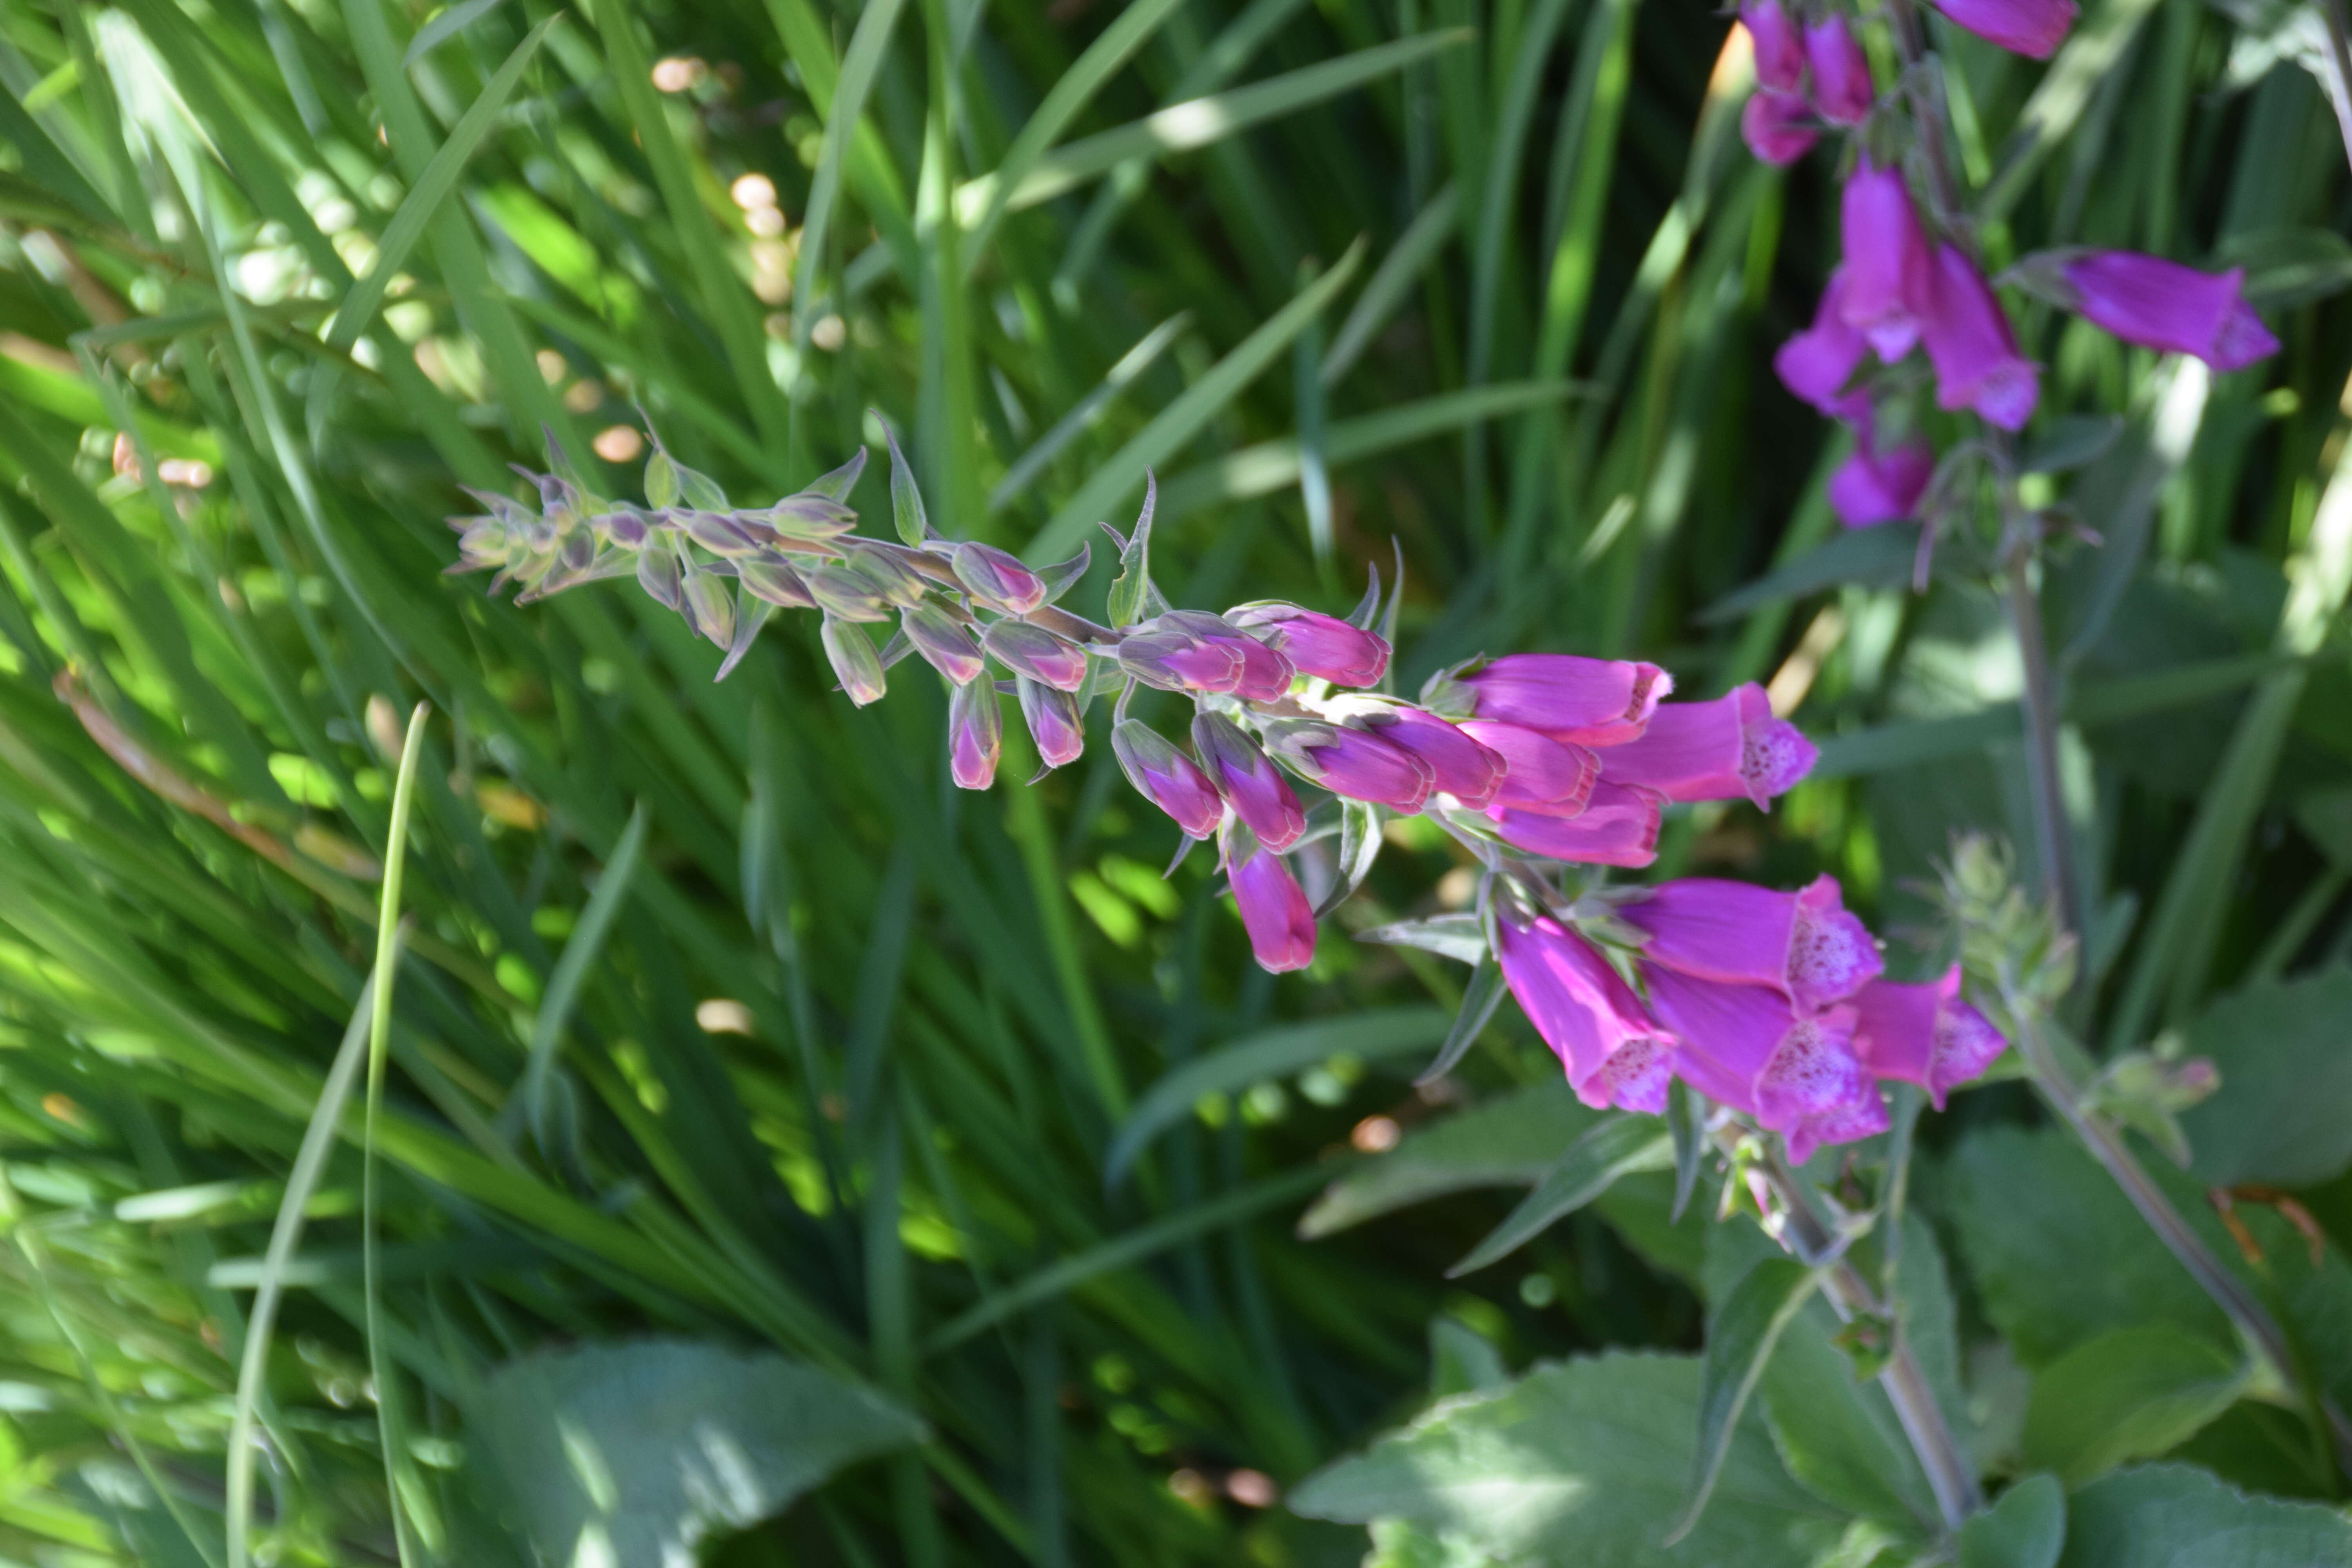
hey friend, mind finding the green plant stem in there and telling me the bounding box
[2005,558,2084,947]
[2005,1000,2352,1481]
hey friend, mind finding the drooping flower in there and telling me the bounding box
[1259,720,1434,812]
[983,619,1090,692]
[1595,684,1817,809]
[947,675,1002,789]
[1774,271,1872,419]
[1355,703,1507,809]
[1848,967,2007,1108]
[1223,818,1316,973]
[1741,90,1819,166]
[2059,252,2279,371]
[1456,720,1598,813]
[822,615,887,706]
[1828,428,1935,528]
[951,542,1048,614]
[1485,782,1663,867]
[1224,602,1390,687]
[1930,0,2075,59]
[1192,711,1307,850]
[1019,677,1086,769]
[1741,0,1808,92]
[1921,243,2040,431]
[1642,969,1885,1164]
[1839,158,1933,361]
[1803,16,1873,125]
[1112,720,1224,838]
[1493,913,1675,1112]
[1433,654,1671,747]
[1621,875,1882,1014]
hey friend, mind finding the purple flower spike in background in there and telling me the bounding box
[1225,603,1390,686]
[1741,91,1819,166]
[1828,429,1935,528]
[2061,252,2280,370]
[1361,704,1506,808]
[1839,158,1933,361]
[1193,711,1307,850]
[1438,653,1671,747]
[1643,969,1885,1164]
[1931,0,2076,58]
[1486,782,1664,868]
[947,676,1002,790]
[1112,720,1223,838]
[1622,874,1883,1014]
[1260,720,1434,812]
[1804,16,1873,126]
[1596,683,1817,809]
[1922,243,2040,430]
[1775,271,1871,418]
[1741,0,1807,92]
[1493,913,1675,1113]
[1221,820,1316,973]
[1849,967,2009,1107]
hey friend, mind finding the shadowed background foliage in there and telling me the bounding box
[0,0,2348,1563]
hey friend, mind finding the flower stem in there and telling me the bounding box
[2004,556,2084,946]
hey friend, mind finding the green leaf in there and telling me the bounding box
[1361,1518,1506,1568]
[1757,1294,1937,1526]
[1298,1082,1593,1238]
[515,805,650,1149]
[1697,524,1922,624]
[1354,912,1486,964]
[468,1339,923,1568]
[1289,1352,1843,1568]
[2020,1326,2245,1487]
[1429,1314,1510,1399]
[1448,1114,1673,1276]
[1103,472,1156,628]
[1413,949,1510,1088]
[1958,1474,2063,1568]
[1668,1258,1820,1543]
[2055,1464,2352,1568]
[2219,226,2352,310]
[883,420,930,546]
[1316,799,1383,917]
[2178,966,2352,1188]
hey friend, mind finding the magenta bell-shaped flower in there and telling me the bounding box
[1224,603,1390,687]
[947,675,1002,790]
[1741,90,1818,166]
[1848,966,2007,1108]
[1484,781,1664,868]
[1596,684,1817,809]
[1922,243,2040,431]
[1221,818,1316,973]
[1828,427,1935,528]
[2060,252,2279,371]
[1620,874,1882,1015]
[1642,969,1886,1165]
[1439,653,1671,747]
[1839,158,1933,361]
[1493,912,1675,1113]
[1112,720,1224,838]
[1804,16,1873,126]
[1363,704,1506,809]
[1192,711,1307,850]
[1018,677,1086,769]
[1930,0,2075,58]
[951,542,1048,614]
[1456,720,1599,813]
[1775,271,1872,419]
[1260,720,1434,811]
[1741,0,1807,92]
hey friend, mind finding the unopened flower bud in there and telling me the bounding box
[674,509,765,557]
[1018,676,1086,769]
[1221,817,1316,973]
[638,541,684,611]
[1259,719,1433,811]
[1112,720,1224,838]
[948,675,1002,789]
[1193,711,1306,850]
[983,620,1089,692]
[822,615,887,706]
[1117,628,1244,693]
[758,491,860,540]
[602,503,654,550]
[952,542,1048,614]
[903,603,985,684]
[681,566,736,647]
[803,561,893,622]
[739,552,817,609]
[844,541,930,607]
[1223,602,1390,687]
[1160,611,1294,701]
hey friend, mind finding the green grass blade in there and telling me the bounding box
[991,311,1190,513]
[1320,180,1459,387]
[791,0,906,345]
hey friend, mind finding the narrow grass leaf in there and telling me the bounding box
[1667,1258,1820,1545]
[1448,1114,1673,1276]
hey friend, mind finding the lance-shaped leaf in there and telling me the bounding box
[1413,949,1508,1087]
[805,446,869,502]
[1667,1258,1820,1545]
[1105,470,1157,628]
[716,601,775,681]
[1354,911,1486,964]
[1032,542,1092,606]
[1669,1080,1705,1224]
[1344,559,1382,631]
[1956,1473,2063,1568]
[884,419,930,546]
[1313,798,1383,917]
[1448,1114,1674,1275]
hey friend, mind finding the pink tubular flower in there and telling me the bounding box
[1742,0,1807,92]
[1161,611,1297,701]
[1643,969,1886,1164]
[1621,874,1882,1014]
[2060,252,2279,371]
[947,677,1002,790]
[1849,967,2007,1108]
[1112,720,1224,838]
[1224,603,1390,687]
[1804,16,1873,125]
[1839,158,1933,361]
[1193,711,1307,850]
[1930,0,2075,58]
[1018,677,1085,769]
[1441,653,1672,747]
[1828,429,1935,528]
[951,542,1048,614]
[1595,684,1817,809]
[1493,913,1675,1112]
[1742,91,1819,166]
[1361,705,1506,808]
[1222,819,1315,973]
[1118,626,1242,693]
[983,620,1089,692]
[1775,271,1872,419]
[1922,243,2040,430]
[1260,720,1434,812]
[1457,720,1599,813]
[1485,782,1663,868]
